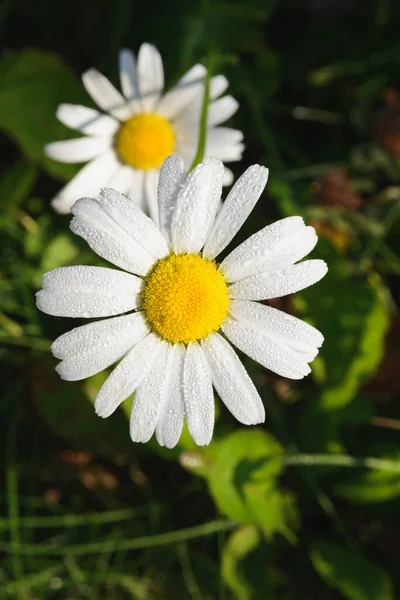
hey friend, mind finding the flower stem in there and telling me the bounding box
[282,453,400,472]
[189,56,212,172]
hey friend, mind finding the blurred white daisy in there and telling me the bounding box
[46,43,243,219]
[36,155,327,448]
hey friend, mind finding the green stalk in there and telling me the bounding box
[189,56,212,172]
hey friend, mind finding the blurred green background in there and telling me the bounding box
[1,0,400,598]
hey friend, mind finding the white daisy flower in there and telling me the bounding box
[45,43,243,219]
[36,155,327,448]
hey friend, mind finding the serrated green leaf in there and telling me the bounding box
[208,429,288,537]
[221,525,261,600]
[310,542,393,600]
[0,50,87,180]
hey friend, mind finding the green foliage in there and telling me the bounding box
[33,364,136,459]
[0,162,38,209]
[221,525,261,599]
[0,50,86,180]
[1,0,400,598]
[295,246,389,410]
[335,445,400,504]
[310,542,393,600]
[207,429,293,540]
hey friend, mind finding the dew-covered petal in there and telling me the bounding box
[228,260,328,301]
[119,49,141,113]
[137,43,164,113]
[171,158,224,254]
[130,341,173,443]
[56,104,119,136]
[45,136,112,164]
[156,64,207,120]
[144,169,160,225]
[183,342,214,446]
[229,300,323,362]
[158,154,187,244]
[82,68,133,121]
[95,332,162,418]
[202,165,269,260]
[36,265,142,318]
[70,197,155,275]
[201,332,265,425]
[51,150,120,214]
[53,312,149,381]
[156,344,185,448]
[98,187,168,258]
[222,316,311,380]
[221,219,318,282]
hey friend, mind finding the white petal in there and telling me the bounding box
[119,49,141,113]
[137,43,164,113]
[206,127,244,161]
[171,158,224,254]
[98,187,168,258]
[126,168,146,210]
[54,312,149,381]
[228,260,328,301]
[156,64,206,120]
[201,332,265,425]
[144,169,160,225]
[156,344,185,448]
[223,168,234,186]
[183,342,214,446]
[51,151,120,214]
[210,75,228,98]
[82,68,133,121]
[229,299,323,362]
[222,316,311,380]
[221,220,318,282]
[36,265,142,317]
[158,154,187,244]
[95,332,162,418]
[70,197,155,275]
[130,341,173,443]
[45,136,112,164]
[208,96,239,126]
[56,104,119,136]
[106,165,135,196]
[202,165,269,260]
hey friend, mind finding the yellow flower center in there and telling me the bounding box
[142,254,230,344]
[117,113,175,170]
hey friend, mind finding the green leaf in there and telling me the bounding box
[40,233,80,273]
[310,542,393,600]
[221,525,261,600]
[0,50,87,180]
[207,429,289,538]
[295,246,389,409]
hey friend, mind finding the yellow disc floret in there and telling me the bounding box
[142,254,230,344]
[117,113,175,170]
